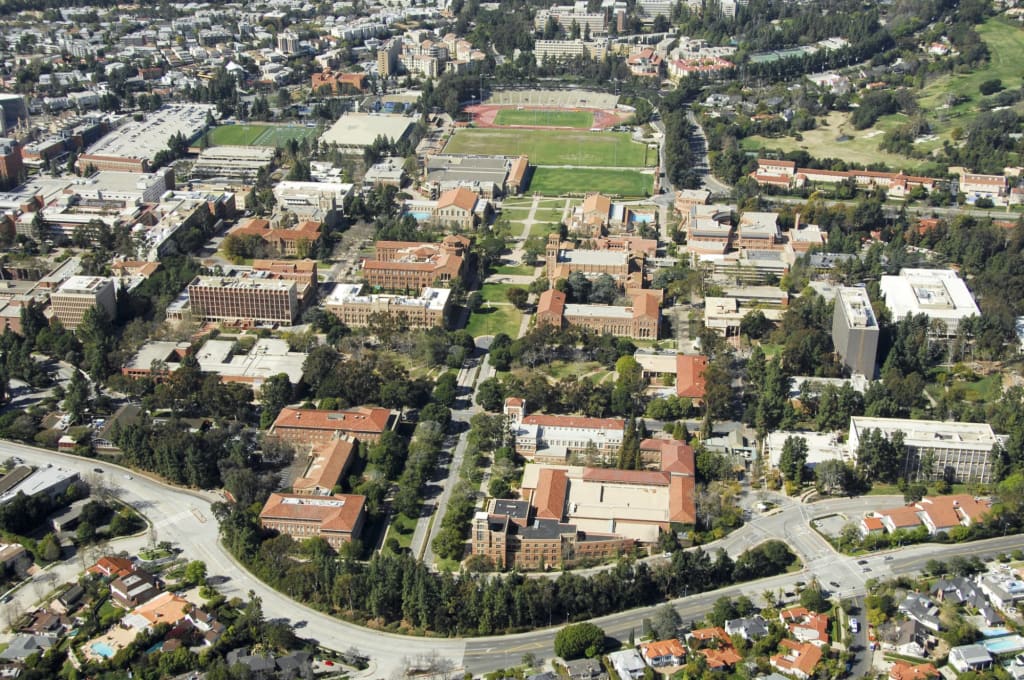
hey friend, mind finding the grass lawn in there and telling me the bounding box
[494,108,594,128]
[494,264,535,276]
[466,305,523,338]
[528,167,653,197]
[386,513,418,552]
[529,222,561,237]
[925,372,1003,403]
[479,283,521,302]
[501,197,535,207]
[207,124,319,147]
[740,111,932,172]
[531,208,567,221]
[445,129,652,167]
[541,360,603,380]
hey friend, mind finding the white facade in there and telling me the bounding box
[879,268,980,336]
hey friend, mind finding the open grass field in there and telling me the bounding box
[745,18,1024,170]
[444,129,652,167]
[493,264,535,276]
[466,305,522,338]
[493,108,594,128]
[208,124,320,147]
[528,167,653,197]
[740,111,933,172]
[919,18,1024,126]
[479,283,521,303]
[529,222,561,237]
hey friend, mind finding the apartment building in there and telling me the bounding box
[50,275,117,329]
[269,406,399,447]
[259,493,366,549]
[324,284,450,329]
[832,286,879,378]
[361,236,468,292]
[534,39,609,65]
[958,173,1007,203]
[536,289,660,340]
[849,417,1003,483]
[185,275,298,325]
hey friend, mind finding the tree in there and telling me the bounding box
[259,373,293,429]
[476,378,505,412]
[778,436,809,484]
[184,560,208,586]
[505,287,529,309]
[799,584,830,613]
[433,372,459,407]
[650,603,681,640]
[740,310,770,339]
[554,622,605,660]
[63,369,90,425]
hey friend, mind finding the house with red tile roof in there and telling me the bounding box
[641,638,686,667]
[889,660,940,680]
[779,606,830,645]
[770,639,823,679]
[88,556,136,579]
[675,354,708,401]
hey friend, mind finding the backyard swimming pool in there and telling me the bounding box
[91,642,115,658]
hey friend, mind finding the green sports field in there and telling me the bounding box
[493,109,594,128]
[527,168,653,197]
[444,129,652,167]
[207,124,320,147]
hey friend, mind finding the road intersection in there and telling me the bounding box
[3,439,1022,677]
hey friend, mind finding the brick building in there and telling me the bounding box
[228,218,322,257]
[269,406,399,447]
[536,289,660,340]
[361,236,468,292]
[259,493,366,549]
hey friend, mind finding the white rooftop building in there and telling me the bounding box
[879,268,980,336]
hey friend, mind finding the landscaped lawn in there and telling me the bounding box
[386,513,418,552]
[493,108,594,128]
[444,129,652,167]
[479,283,520,302]
[465,305,523,338]
[925,370,1003,403]
[494,264,535,276]
[531,208,567,221]
[529,222,561,237]
[528,167,653,197]
[207,124,319,147]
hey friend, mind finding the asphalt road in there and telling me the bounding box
[6,440,1024,677]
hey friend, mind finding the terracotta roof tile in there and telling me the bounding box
[533,468,568,520]
[581,468,670,486]
[272,407,396,435]
[259,492,366,534]
[676,355,708,399]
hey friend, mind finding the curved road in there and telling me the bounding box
[5,441,1023,676]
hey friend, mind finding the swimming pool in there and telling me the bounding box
[405,211,431,221]
[983,635,1024,655]
[629,213,654,224]
[91,641,116,658]
[981,626,1013,638]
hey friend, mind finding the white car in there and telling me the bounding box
[850,618,860,633]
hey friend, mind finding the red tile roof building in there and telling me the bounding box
[291,437,357,496]
[536,288,661,340]
[889,661,940,680]
[229,218,322,258]
[269,407,398,447]
[770,639,823,679]
[675,354,708,400]
[780,607,830,645]
[259,493,367,548]
[361,236,468,292]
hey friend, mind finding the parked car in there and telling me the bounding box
[850,618,860,633]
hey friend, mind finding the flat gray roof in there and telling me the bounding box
[320,113,414,148]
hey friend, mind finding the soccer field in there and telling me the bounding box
[493,109,594,129]
[527,168,653,197]
[444,129,651,167]
[207,124,319,147]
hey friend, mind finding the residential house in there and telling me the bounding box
[978,572,1024,611]
[608,649,646,680]
[949,644,993,673]
[123,591,192,630]
[770,639,822,679]
[931,576,985,607]
[725,615,769,640]
[641,638,686,667]
[687,627,743,670]
[779,607,829,645]
[565,658,607,680]
[50,584,84,615]
[0,634,56,661]
[0,543,31,577]
[88,555,136,579]
[898,595,942,632]
[111,569,161,608]
[880,619,930,658]
[889,660,939,680]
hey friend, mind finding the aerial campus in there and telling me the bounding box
[0,0,1024,680]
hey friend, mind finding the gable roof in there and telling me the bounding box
[640,438,695,475]
[272,407,395,435]
[291,437,355,493]
[642,638,685,660]
[537,288,566,319]
[533,468,568,520]
[259,493,367,534]
[676,354,708,399]
[889,661,940,680]
[670,474,697,524]
[437,187,478,212]
[771,639,822,677]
